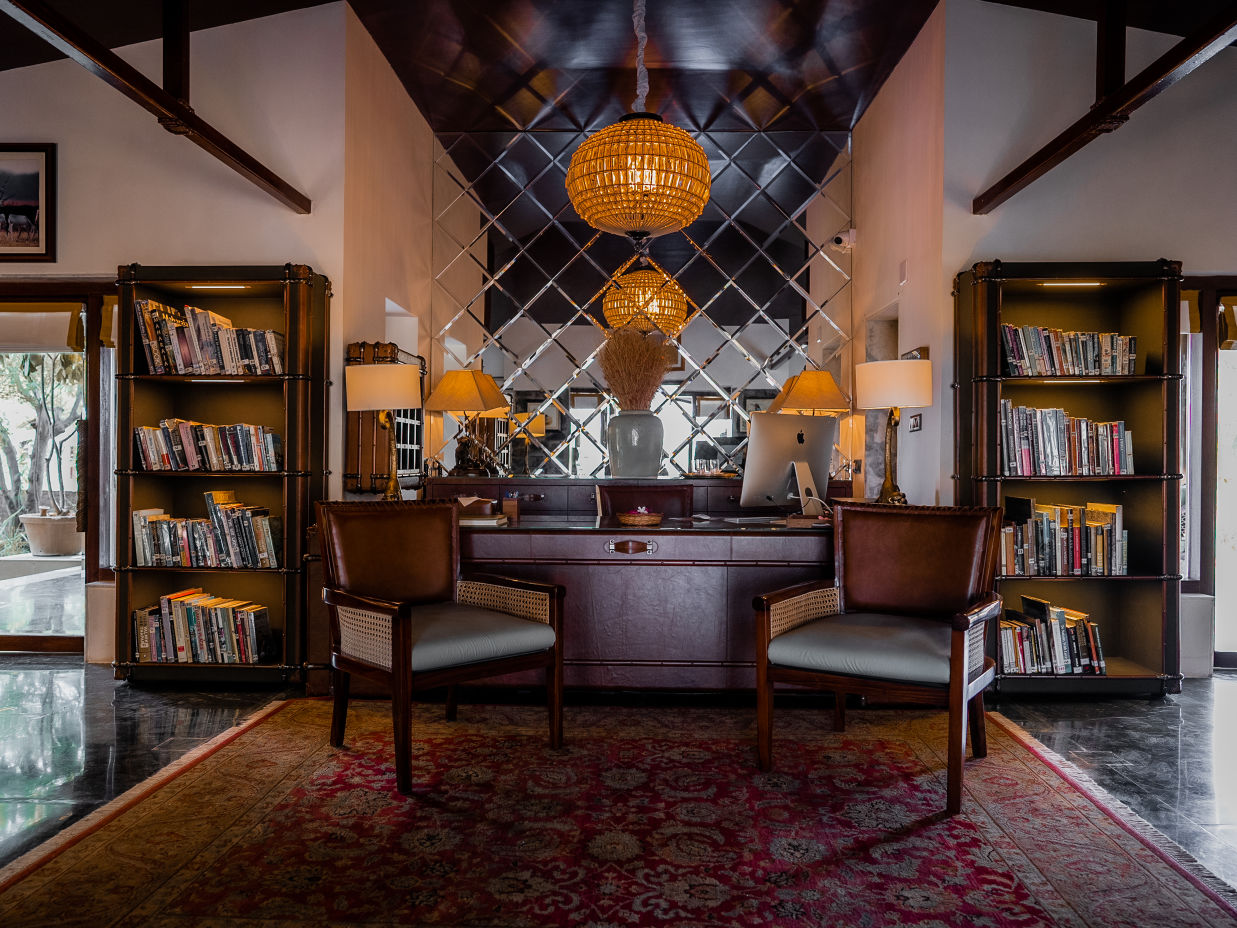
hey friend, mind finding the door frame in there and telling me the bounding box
[0,277,116,653]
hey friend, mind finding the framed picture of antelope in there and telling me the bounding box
[0,144,55,262]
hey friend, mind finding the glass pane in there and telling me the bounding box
[0,350,86,639]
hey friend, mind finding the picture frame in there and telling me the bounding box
[0,144,56,262]
[739,389,778,433]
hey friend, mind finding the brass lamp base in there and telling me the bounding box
[377,409,401,501]
[875,405,908,505]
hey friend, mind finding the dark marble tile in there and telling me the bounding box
[0,655,288,870]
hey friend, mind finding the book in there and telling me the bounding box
[459,514,509,526]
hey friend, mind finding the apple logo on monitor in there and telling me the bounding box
[796,430,805,444]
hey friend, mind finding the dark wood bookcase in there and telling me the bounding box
[954,259,1182,696]
[114,264,329,683]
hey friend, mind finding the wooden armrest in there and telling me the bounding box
[457,574,565,628]
[322,586,404,617]
[950,592,1002,631]
[754,579,841,640]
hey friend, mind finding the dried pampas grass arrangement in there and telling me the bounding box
[598,325,671,411]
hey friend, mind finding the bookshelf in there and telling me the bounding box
[114,264,329,682]
[954,259,1182,696]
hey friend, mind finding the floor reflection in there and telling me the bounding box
[0,668,84,850]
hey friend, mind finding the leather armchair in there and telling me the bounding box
[595,483,693,518]
[754,502,1002,815]
[316,500,564,794]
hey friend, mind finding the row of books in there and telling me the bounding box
[134,298,285,376]
[1000,400,1132,476]
[132,586,275,664]
[132,490,282,569]
[998,595,1108,676]
[1001,323,1137,377]
[134,418,283,472]
[1000,495,1127,576]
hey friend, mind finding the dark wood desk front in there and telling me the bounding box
[461,518,832,690]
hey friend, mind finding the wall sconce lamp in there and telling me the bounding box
[854,359,932,505]
[424,370,510,476]
[344,363,422,500]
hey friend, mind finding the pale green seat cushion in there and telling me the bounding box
[409,602,555,672]
[767,611,951,686]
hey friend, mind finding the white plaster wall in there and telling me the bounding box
[944,0,1237,275]
[852,3,946,505]
[0,4,346,276]
[342,6,436,494]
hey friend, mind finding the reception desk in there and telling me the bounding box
[459,518,832,690]
[303,477,841,694]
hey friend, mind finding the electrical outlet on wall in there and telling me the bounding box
[909,414,922,432]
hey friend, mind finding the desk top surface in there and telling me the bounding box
[460,516,834,534]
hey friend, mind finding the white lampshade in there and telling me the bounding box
[854,359,932,410]
[424,369,510,415]
[767,370,849,414]
[345,363,421,411]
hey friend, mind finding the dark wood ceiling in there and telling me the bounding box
[4,1,1230,132]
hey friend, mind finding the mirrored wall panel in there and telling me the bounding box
[429,127,853,478]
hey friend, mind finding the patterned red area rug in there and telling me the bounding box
[2,699,1235,927]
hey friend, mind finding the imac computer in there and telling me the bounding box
[737,412,838,519]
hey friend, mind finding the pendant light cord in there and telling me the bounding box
[632,0,649,112]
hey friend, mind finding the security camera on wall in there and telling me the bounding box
[828,229,856,253]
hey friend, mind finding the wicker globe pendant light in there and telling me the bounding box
[602,267,690,336]
[565,0,710,241]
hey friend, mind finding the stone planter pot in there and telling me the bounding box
[20,509,85,556]
[607,410,664,477]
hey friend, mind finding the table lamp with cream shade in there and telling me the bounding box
[854,358,932,505]
[767,370,849,415]
[512,411,547,475]
[423,369,510,476]
[344,363,422,501]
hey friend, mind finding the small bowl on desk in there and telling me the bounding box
[617,510,663,527]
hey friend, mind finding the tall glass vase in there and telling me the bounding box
[607,410,663,477]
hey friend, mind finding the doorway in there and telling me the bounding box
[0,280,115,655]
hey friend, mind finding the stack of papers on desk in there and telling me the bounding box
[458,513,508,527]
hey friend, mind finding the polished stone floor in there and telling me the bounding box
[2,653,1235,894]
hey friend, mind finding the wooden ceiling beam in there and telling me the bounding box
[0,0,311,214]
[973,4,1237,215]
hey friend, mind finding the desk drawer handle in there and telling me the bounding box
[608,539,657,555]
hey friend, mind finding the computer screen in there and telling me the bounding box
[739,412,838,515]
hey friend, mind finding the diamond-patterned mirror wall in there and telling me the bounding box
[428,127,853,478]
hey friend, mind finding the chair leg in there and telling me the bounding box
[946,681,968,816]
[547,649,563,749]
[756,666,773,771]
[329,667,350,747]
[968,691,988,759]
[832,690,847,732]
[393,695,413,795]
[445,684,458,722]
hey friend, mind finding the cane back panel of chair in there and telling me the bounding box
[317,500,458,604]
[833,503,1001,618]
[457,579,552,625]
[337,604,394,671]
[768,585,840,639]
